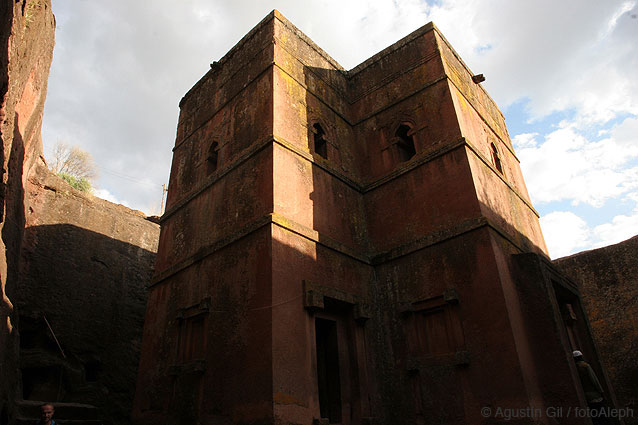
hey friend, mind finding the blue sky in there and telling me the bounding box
[42,0,638,258]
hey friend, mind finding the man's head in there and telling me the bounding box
[572,350,584,361]
[40,403,54,424]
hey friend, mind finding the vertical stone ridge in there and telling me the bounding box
[0,0,55,422]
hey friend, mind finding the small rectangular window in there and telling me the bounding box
[207,142,219,174]
[177,315,206,363]
[313,123,328,159]
[405,297,464,359]
[396,124,416,162]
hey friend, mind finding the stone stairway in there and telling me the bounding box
[14,400,104,425]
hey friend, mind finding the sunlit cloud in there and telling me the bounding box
[541,203,638,258]
[540,211,592,258]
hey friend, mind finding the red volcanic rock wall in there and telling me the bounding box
[1,3,160,424]
[0,0,55,421]
[17,164,159,425]
[555,236,638,425]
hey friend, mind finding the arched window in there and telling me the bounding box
[491,142,503,174]
[313,123,328,160]
[396,124,416,162]
[207,141,219,175]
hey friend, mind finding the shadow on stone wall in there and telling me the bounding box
[300,57,617,424]
[1,110,27,425]
[555,236,638,425]
[12,223,157,425]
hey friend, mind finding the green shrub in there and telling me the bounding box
[25,0,43,28]
[57,172,92,192]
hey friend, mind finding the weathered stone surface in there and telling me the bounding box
[0,0,55,422]
[135,10,609,425]
[14,163,159,425]
[555,235,638,424]
[0,2,161,424]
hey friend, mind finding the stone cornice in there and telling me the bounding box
[162,135,537,223]
[151,211,531,287]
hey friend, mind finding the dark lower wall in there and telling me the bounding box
[554,235,638,424]
[15,164,159,425]
[0,2,160,424]
[133,224,271,425]
[0,1,55,422]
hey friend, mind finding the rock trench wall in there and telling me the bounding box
[1,2,160,424]
[17,164,159,424]
[554,236,638,425]
[1,0,55,422]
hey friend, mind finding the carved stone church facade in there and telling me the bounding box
[133,11,613,425]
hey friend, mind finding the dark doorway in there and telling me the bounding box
[315,318,342,423]
[22,366,62,401]
[85,360,101,382]
[553,282,584,352]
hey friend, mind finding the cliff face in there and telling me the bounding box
[1,3,161,424]
[0,0,55,421]
[17,163,159,425]
[554,236,638,424]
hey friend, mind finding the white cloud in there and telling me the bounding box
[592,202,638,248]
[610,116,638,147]
[541,200,638,258]
[512,133,538,149]
[601,1,636,39]
[540,211,592,258]
[92,188,120,205]
[516,117,638,208]
[424,0,638,124]
[93,187,162,216]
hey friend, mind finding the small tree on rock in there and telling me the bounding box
[48,142,97,192]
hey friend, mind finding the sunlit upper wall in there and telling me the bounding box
[436,30,548,254]
[158,13,277,272]
[271,12,368,252]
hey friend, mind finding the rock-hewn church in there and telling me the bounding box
[133,11,612,425]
